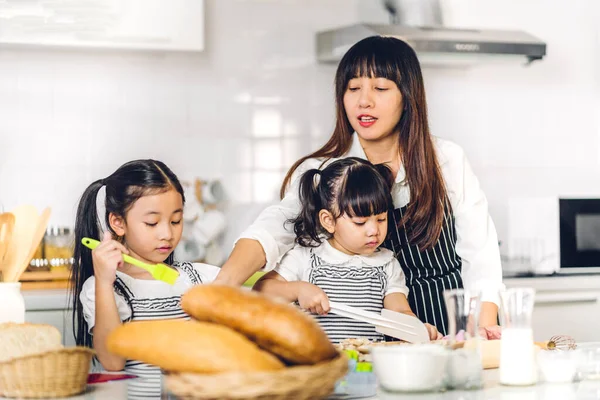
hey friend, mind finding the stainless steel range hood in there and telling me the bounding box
[316,1,546,67]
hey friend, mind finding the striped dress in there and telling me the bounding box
[273,241,409,344]
[80,262,220,398]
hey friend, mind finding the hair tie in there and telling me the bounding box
[313,170,322,188]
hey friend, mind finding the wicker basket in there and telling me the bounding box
[0,347,95,398]
[165,353,348,400]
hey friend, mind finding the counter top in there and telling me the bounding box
[21,271,600,312]
[8,368,597,400]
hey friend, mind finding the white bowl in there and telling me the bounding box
[371,344,449,392]
[537,349,579,383]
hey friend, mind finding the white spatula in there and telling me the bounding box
[329,302,430,343]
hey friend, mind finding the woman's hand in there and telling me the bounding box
[297,282,330,315]
[424,323,443,340]
[92,232,129,286]
[479,325,502,340]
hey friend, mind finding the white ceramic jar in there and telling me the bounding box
[0,283,25,323]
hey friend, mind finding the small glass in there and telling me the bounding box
[576,343,600,381]
[443,289,483,390]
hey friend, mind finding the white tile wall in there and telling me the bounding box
[422,0,600,248]
[0,0,359,244]
[0,0,599,254]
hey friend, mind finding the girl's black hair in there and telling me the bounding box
[70,159,185,349]
[290,157,394,247]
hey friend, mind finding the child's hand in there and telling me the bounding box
[479,325,502,340]
[92,232,129,286]
[424,323,443,340]
[297,282,330,315]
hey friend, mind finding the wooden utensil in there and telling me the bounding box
[2,205,39,283]
[0,212,16,281]
[9,207,52,282]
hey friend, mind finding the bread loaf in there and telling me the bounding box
[181,285,338,365]
[0,323,62,362]
[106,320,285,373]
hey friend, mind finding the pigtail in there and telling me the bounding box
[373,163,395,193]
[291,169,324,247]
[70,179,104,348]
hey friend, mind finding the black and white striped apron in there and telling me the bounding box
[382,206,463,337]
[308,250,388,344]
[115,263,204,398]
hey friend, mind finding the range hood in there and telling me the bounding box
[316,2,546,67]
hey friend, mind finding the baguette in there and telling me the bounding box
[0,322,62,362]
[106,320,285,373]
[182,285,338,365]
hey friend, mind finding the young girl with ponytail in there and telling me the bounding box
[254,157,441,343]
[70,159,219,388]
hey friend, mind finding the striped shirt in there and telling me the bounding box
[273,241,409,344]
[80,262,220,397]
[382,206,463,337]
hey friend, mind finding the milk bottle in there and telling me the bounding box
[499,288,537,386]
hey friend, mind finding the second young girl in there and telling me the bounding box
[254,157,441,343]
[70,159,219,394]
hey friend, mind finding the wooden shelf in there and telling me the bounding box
[21,280,69,290]
[20,269,71,281]
[19,269,70,290]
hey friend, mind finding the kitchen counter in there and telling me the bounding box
[22,272,600,311]
[8,369,597,400]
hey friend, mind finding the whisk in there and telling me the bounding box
[546,335,577,350]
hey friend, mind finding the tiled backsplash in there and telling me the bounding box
[0,0,359,239]
[0,0,598,253]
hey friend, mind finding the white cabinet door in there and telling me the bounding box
[0,0,205,51]
[505,276,600,343]
[531,291,600,342]
[63,310,76,347]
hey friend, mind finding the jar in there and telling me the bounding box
[26,240,46,272]
[44,226,74,272]
[29,258,50,272]
[0,283,25,323]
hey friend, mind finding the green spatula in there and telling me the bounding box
[82,237,179,285]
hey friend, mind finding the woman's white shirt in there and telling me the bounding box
[239,133,503,305]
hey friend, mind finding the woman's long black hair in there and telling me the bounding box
[282,36,449,250]
[290,157,394,247]
[70,159,185,348]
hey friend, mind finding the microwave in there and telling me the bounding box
[505,197,600,275]
[559,198,600,273]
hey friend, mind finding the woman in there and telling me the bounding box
[215,36,503,337]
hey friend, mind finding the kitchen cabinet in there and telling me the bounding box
[0,0,204,52]
[505,275,600,343]
[23,289,75,346]
[25,310,75,346]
